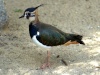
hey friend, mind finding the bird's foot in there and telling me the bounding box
[40,62,51,69]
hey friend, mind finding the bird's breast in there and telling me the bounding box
[32,33,51,48]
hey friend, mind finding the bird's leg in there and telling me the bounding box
[46,51,50,67]
[40,51,51,69]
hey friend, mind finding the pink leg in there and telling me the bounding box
[40,51,51,69]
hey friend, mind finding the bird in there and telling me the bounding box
[19,4,85,69]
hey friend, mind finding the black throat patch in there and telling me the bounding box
[29,23,39,38]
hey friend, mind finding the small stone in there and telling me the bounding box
[56,55,60,58]
[0,0,8,30]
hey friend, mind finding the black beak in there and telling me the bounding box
[19,15,24,19]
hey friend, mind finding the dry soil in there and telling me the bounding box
[0,0,100,75]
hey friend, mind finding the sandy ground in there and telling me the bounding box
[0,0,100,75]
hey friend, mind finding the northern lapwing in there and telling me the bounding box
[19,4,85,69]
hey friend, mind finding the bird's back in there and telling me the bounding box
[29,22,85,47]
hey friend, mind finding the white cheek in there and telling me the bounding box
[29,17,35,21]
[24,14,27,19]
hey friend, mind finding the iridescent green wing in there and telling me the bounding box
[38,29,66,46]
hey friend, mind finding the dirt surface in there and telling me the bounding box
[0,0,100,75]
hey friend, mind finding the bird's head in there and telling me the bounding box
[19,4,43,22]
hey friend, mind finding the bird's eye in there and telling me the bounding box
[27,13,30,16]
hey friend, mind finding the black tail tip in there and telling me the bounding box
[79,41,85,45]
[76,35,85,45]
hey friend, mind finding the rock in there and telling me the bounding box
[0,0,8,30]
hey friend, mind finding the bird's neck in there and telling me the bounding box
[30,15,39,25]
[34,15,39,24]
[30,10,40,26]
[33,10,39,24]
[30,17,40,27]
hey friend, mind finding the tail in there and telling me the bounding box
[74,35,85,45]
[66,34,85,45]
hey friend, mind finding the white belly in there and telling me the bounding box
[32,35,51,49]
